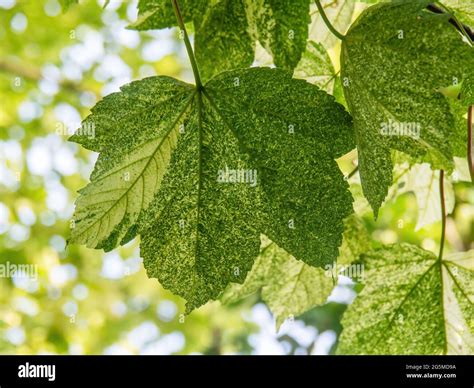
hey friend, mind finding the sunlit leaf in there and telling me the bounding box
[341,0,472,215]
[70,68,354,310]
[337,244,474,354]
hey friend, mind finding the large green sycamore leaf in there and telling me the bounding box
[222,215,371,328]
[337,244,474,354]
[131,0,311,80]
[341,0,472,216]
[70,68,354,311]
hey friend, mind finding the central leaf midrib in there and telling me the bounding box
[193,90,204,270]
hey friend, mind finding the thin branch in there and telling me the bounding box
[438,170,446,261]
[314,0,345,41]
[171,0,202,89]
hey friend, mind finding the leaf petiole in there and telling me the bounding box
[171,0,203,90]
[314,0,345,41]
[431,2,474,44]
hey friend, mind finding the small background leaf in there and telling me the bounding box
[337,244,474,354]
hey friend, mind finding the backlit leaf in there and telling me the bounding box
[70,68,354,311]
[337,244,474,354]
[222,215,370,328]
[341,0,472,215]
[131,0,311,79]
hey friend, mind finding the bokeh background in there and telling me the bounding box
[0,0,472,355]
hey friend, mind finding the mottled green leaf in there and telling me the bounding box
[352,155,469,221]
[294,40,345,105]
[294,41,337,93]
[337,244,474,354]
[221,237,275,305]
[261,244,335,329]
[70,76,196,250]
[70,68,354,311]
[194,0,253,81]
[130,0,201,30]
[206,68,354,267]
[462,75,474,106]
[337,214,371,266]
[131,0,311,79]
[59,0,78,11]
[398,163,455,231]
[251,0,311,71]
[341,0,472,215]
[447,98,469,157]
